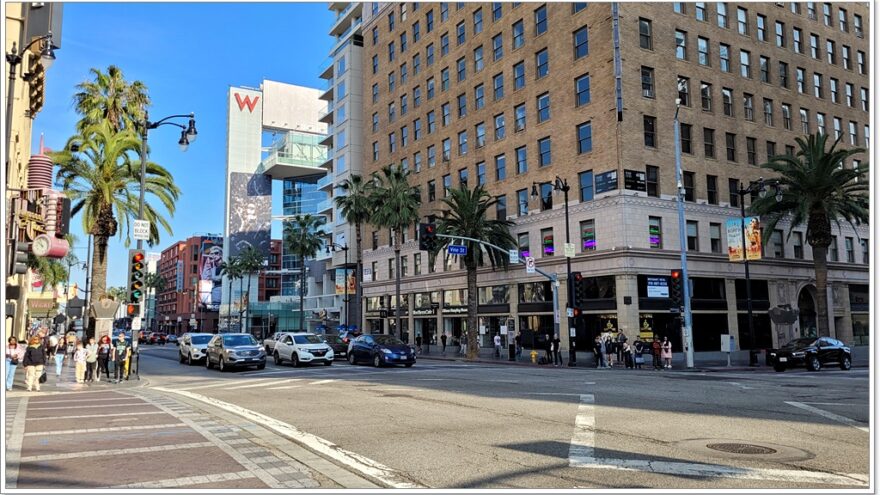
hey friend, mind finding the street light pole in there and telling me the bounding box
[327,241,350,330]
[673,98,695,368]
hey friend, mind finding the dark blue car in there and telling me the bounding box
[348,334,415,368]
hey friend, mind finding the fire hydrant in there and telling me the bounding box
[530,350,538,364]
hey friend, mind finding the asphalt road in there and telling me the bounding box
[135,344,870,489]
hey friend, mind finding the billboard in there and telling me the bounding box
[198,238,223,311]
[335,268,356,295]
[727,217,762,262]
[228,172,272,257]
[646,277,669,298]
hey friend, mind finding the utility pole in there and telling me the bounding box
[673,97,694,368]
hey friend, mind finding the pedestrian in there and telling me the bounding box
[604,336,614,368]
[22,337,46,392]
[593,335,605,368]
[633,337,645,369]
[552,335,562,366]
[85,337,98,383]
[623,342,634,369]
[415,335,423,354]
[543,332,552,363]
[65,332,76,360]
[51,334,66,380]
[441,333,448,354]
[493,333,502,358]
[74,342,87,384]
[6,337,24,391]
[652,337,663,370]
[514,332,523,359]
[661,336,673,369]
[616,331,628,363]
[97,335,111,381]
[112,332,131,383]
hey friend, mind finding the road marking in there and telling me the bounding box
[153,386,426,489]
[308,379,336,386]
[785,401,869,432]
[568,394,595,462]
[183,381,247,391]
[226,378,291,390]
[24,423,187,436]
[726,381,755,390]
[27,402,148,410]
[802,402,858,406]
[27,397,140,404]
[527,393,585,397]
[107,470,257,489]
[5,397,28,488]
[26,411,168,421]
[19,441,214,462]
[267,385,302,390]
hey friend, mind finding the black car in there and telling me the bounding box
[320,334,349,359]
[770,337,852,372]
[348,334,415,368]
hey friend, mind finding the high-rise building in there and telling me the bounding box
[356,2,870,354]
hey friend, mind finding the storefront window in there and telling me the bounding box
[541,227,554,256]
[582,276,616,299]
[414,291,439,308]
[581,219,596,251]
[518,315,554,349]
[478,285,510,304]
[366,296,385,312]
[519,281,551,303]
[443,288,467,307]
[852,314,868,346]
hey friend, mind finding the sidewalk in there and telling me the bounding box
[6,357,142,397]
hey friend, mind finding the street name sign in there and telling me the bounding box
[448,244,468,256]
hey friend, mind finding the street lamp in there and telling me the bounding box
[736,177,782,353]
[5,32,55,151]
[326,241,350,330]
[530,176,576,366]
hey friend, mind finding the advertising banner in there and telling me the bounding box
[646,277,669,298]
[335,269,356,295]
[198,238,223,311]
[228,172,272,258]
[727,217,762,261]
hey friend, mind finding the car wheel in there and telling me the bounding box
[292,354,300,368]
[274,351,282,365]
[265,346,271,354]
[405,363,414,368]
[179,352,185,364]
[187,353,194,366]
[373,354,383,368]
[840,355,852,370]
[256,363,266,370]
[206,355,213,369]
[773,364,786,372]
[219,357,227,372]
[806,355,821,372]
[324,360,332,366]
[348,353,357,365]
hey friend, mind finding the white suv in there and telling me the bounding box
[273,333,334,367]
[179,332,214,365]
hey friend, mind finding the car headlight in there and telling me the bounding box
[769,352,776,357]
[382,348,392,354]
[792,351,806,357]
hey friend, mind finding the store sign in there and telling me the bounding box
[412,308,437,316]
[624,169,647,192]
[442,306,469,314]
[595,171,618,194]
[646,277,669,298]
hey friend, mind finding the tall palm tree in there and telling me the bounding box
[334,174,374,332]
[283,215,326,332]
[237,246,266,335]
[28,255,68,295]
[106,286,128,302]
[434,185,516,359]
[219,257,243,332]
[370,164,421,340]
[750,132,868,337]
[73,65,150,133]
[50,121,180,301]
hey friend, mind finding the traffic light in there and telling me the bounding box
[418,222,437,251]
[9,241,30,275]
[126,304,140,317]
[570,272,585,317]
[670,269,683,311]
[128,249,146,304]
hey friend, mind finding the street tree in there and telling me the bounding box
[73,65,150,133]
[434,185,516,359]
[237,246,266,334]
[283,215,326,332]
[750,132,868,337]
[369,164,421,340]
[219,257,243,331]
[334,174,375,332]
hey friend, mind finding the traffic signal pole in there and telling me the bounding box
[673,100,695,368]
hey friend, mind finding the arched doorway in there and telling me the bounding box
[797,286,818,338]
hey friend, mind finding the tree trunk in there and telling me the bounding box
[811,245,831,337]
[90,235,109,300]
[226,276,233,333]
[246,274,252,335]
[300,263,306,332]
[355,222,363,333]
[466,265,479,360]
[238,277,244,331]
[394,231,402,341]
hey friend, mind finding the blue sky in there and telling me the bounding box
[33,2,335,290]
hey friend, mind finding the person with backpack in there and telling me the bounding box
[22,337,46,392]
[6,337,24,391]
[97,335,111,381]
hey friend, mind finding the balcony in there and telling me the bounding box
[319,104,335,124]
[261,132,329,180]
[317,198,334,215]
[318,133,334,148]
[319,83,334,102]
[329,2,361,36]
[316,174,334,191]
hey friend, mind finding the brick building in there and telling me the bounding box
[346,2,869,354]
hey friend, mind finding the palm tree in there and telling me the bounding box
[28,256,68,295]
[237,246,266,335]
[106,286,128,302]
[750,132,868,337]
[73,65,150,133]
[283,215,326,332]
[334,174,374,332]
[50,121,180,301]
[434,185,516,359]
[219,257,243,331]
[369,164,421,340]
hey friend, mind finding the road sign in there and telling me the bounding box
[525,257,536,274]
[133,220,150,241]
[563,243,575,258]
[131,317,142,331]
[508,249,519,264]
[448,244,468,256]
[189,318,197,328]
[566,307,574,318]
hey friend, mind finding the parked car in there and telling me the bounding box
[205,333,266,372]
[338,329,362,345]
[149,333,167,345]
[166,334,179,345]
[770,337,852,372]
[273,333,334,367]
[348,334,415,368]
[138,331,149,344]
[320,334,349,360]
[178,333,213,365]
[263,332,287,354]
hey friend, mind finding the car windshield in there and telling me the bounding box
[322,335,343,344]
[781,338,817,349]
[223,335,258,346]
[373,335,404,346]
[191,335,212,345]
[294,335,323,344]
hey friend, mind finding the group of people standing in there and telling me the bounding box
[593,333,673,370]
[5,331,134,392]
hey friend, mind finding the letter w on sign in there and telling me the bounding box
[234,93,260,113]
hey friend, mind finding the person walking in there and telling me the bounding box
[112,332,131,383]
[652,337,663,370]
[84,337,98,383]
[6,337,24,391]
[593,335,605,368]
[604,336,614,368]
[552,335,562,367]
[65,332,77,361]
[543,332,552,364]
[97,335,111,382]
[633,337,645,369]
[22,337,46,392]
[493,333,502,359]
[616,331,628,363]
[661,336,673,369]
[51,334,66,380]
[415,335,423,355]
[441,333,448,354]
[623,342,634,369]
[514,332,523,360]
[74,342,87,384]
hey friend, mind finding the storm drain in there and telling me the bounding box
[706,443,778,455]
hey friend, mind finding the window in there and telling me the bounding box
[707,175,718,204]
[439,3,446,22]
[539,183,553,211]
[646,165,659,197]
[579,170,594,201]
[726,133,737,161]
[675,30,687,60]
[737,7,749,35]
[854,13,863,36]
[796,67,806,93]
[372,231,379,250]
[535,49,549,79]
[703,128,716,157]
[782,103,791,130]
[740,50,751,78]
[389,12,396,30]
[830,78,839,103]
[493,2,502,21]
[574,26,589,59]
[833,117,843,140]
[846,83,854,107]
[813,73,823,98]
[710,223,722,253]
[577,122,593,154]
[680,123,692,154]
[791,2,801,14]
[793,232,804,259]
[413,118,422,140]
[413,54,421,75]
[414,151,422,172]
[456,21,465,44]
[760,56,770,83]
[495,154,507,180]
[800,108,810,133]
[842,45,851,70]
[372,26,379,46]
[538,137,552,166]
[641,67,655,98]
[458,167,468,187]
[683,171,695,201]
[515,146,528,174]
[823,3,832,26]
[743,93,754,121]
[729,179,740,207]
[474,46,484,72]
[513,20,524,49]
[766,141,776,160]
[536,93,550,123]
[581,220,596,251]
[746,137,757,165]
[475,84,485,109]
[517,190,528,216]
[372,113,379,132]
[575,74,591,106]
[457,93,467,117]
[401,94,409,116]
[388,102,396,122]
[826,40,836,65]
[775,21,785,47]
[492,73,504,100]
[493,34,503,61]
[678,76,690,106]
[639,18,653,50]
[828,236,840,261]
[372,141,379,161]
[698,37,710,65]
[495,194,506,219]
[475,122,486,147]
[457,57,466,81]
[372,55,379,74]
[473,7,483,34]
[427,110,436,132]
[457,131,467,155]
[443,174,452,196]
[763,98,774,126]
[686,221,699,251]
[513,61,525,89]
[494,113,506,139]
[757,14,767,41]
[720,43,731,72]
[644,115,657,147]
[534,4,547,35]
[427,43,435,65]
[696,2,707,21]
[401,63,409,85]
[848,121,857,145]
[388,71,396,92]
[861,239,869,264]
[838,8,848,32]
[389,41,396,62]
[860,88,869,112]
[573,3,587,14]
[428,145,436,167]
[674,2,685,14]
[649,217,663,249]
[518,231,530,255]
[722,87,733,116]
[440,32,449,55]
[514,103,526,131]
[442,138,451,160]
[437,71,447,94]
[793,28,803,53]
[413,20,421,41]
[717,3,728,27]
[807,2,816,20]
[810,34,819,59]
[401,126,409,147]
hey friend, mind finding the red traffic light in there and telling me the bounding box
[671,269,682,279]
[573,272,583,282]
[132,251,145,263]
[572,308,582,317]
[126,304,138,316]
[425,225,435,233]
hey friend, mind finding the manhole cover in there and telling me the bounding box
[706,443,777,455]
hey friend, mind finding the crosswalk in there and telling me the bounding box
[174,377,339,392]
